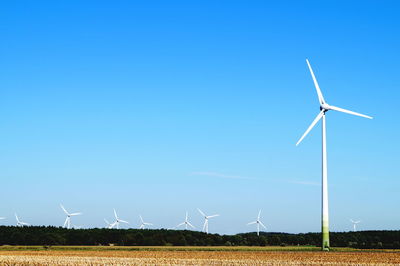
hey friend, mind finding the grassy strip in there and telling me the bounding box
[1,245,394,252]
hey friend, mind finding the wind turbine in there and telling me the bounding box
[198,208,219,234]
[139,215,153,229]
[176,212,195,230]
[350,219,361,232]
[296,59,372,251]
[15,213,30,227]
[247,210,266,236]
[60,204,82,229]
[111,209,129,229]
[71,224,82,229]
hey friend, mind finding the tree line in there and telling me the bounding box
[0,226,399,249]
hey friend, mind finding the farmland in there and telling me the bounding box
[0,246,400,265]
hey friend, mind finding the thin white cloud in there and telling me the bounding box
[288,180,320,186]
[190,172,252,180]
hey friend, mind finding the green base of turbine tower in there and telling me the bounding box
[322,225,330,251]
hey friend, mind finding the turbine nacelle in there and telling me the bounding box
[320,103,331,111]
[110,209,129,229]
[296,59,372,147]
[60,204,82,229]
[176,211,195,230]
[198,208,219,234]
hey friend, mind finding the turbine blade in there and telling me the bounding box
[296,111,324,146]
[259,221,267,229]
[119,219,129,224]
[258,210,261,220]
[144,222,153,226]
[247,221,257,225]
[63,217,69,228]
[306,59,325,105]
[60,204,69,215]
[15,214,19,222]
[187,222,195,229]
[208,214,219,219]
[139,215,144,223]
[176,222,185,227]
[70,212,82,216]
[328,105,373,119]
[197,208,206,217]
[104,219,110,225]
[114,209,118,220]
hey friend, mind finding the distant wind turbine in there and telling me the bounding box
[60,204,82,229]
[296,59,372,251]
[176,212,195,230]
[247,210,266,236]
[111,209,129,229]
[139,215,153,229]
[350,219,361,232]
[198,208,219,234]
[15,213,29,227]
[71,224,82,229]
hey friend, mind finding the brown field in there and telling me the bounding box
[0,246,399,265]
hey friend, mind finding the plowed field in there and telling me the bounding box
[0,246,399,265]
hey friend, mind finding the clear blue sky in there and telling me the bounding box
[0,1,399,234]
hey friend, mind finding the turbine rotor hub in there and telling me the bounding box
[320,103,330,111]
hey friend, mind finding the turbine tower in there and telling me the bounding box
[15,213,30,227]
[176,212,195,230]
[198,208,219,234]
[350,219,361,232]
[60,204,82,229]
[111,209,129,229]
[247,210,266,236]
[139,215,153,229]
[296,59,372,251]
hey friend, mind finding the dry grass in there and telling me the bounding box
[0,246,399,265]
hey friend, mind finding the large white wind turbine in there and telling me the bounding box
[139,215,153,229]
[15,213,30,227]
[198,208,219,234]
[247,210,266,236]
[111,209,129,229]
[350,219,361,232]
[60,204,82,229]
[176,212,195,230]
[296,59,372,251]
